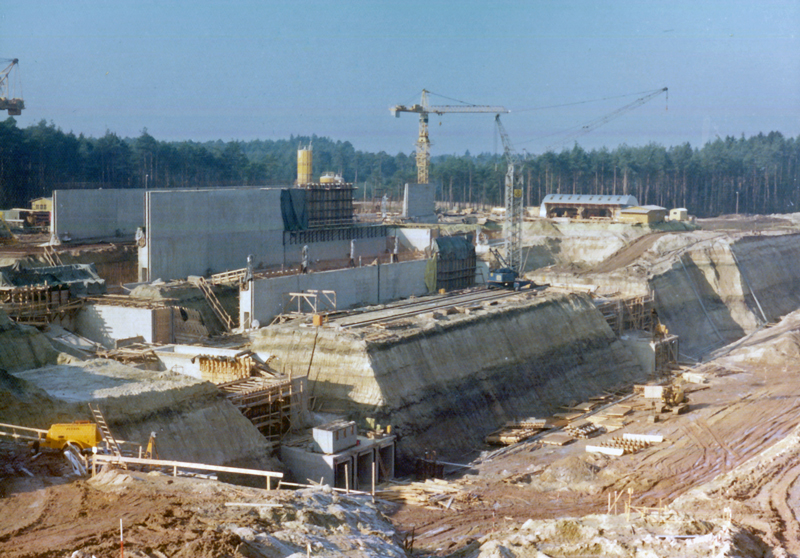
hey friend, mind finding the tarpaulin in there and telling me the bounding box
[280,189,308,231]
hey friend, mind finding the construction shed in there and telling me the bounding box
[619,205,668,224]
[669,207,689,221]
[539,194,638,220]
[31,197,52,212]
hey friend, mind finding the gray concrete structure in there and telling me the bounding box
[141,188,389,282]
[240,260,430,328]
[403,183,437,223]
[280,434,395,489]
[75,303,173,349]
[142,188,284,281]
[53,189,145,241]
[282,237,387,267]
[396,227,433,252]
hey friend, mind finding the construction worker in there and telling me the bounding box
[301,245,309,274]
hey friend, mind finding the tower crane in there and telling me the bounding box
[487,114,531,290]
[545,87,667,152]
[391,89,508,184]
[495,114,523,273]
[0,58,24,116]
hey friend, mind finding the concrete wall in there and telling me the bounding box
[282,237,387,267]
[53,189,145,241]
[144,188,284,281]
[403,183,437,223]
[75,305,163,349]
[241,259,430,327]
[280,438,394,488]
[396,228,432,252]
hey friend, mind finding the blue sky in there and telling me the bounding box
[2,1,798,156]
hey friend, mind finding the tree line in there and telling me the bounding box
[1,117,798,217]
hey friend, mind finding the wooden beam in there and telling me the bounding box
[92,454,283,484]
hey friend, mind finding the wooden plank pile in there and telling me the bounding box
[586,433,664,456]
[376,479,463,511]
[95,343,159,366]
[586,403,632,432]
[540,431,575,446]
[565,419,601,439]
[485,418,549,446]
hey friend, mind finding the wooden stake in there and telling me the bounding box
[371,461,376,501]
[344,462,349,493]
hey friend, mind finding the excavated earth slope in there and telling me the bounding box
[532,225,800,359]
[0,315,277,470]
[252,291,647,464]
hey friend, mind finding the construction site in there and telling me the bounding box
[2,125,800,557]
[1,64,800,554]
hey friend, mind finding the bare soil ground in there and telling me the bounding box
[0,457,405,557]
[384,311,800,555]
[6,215,800,556]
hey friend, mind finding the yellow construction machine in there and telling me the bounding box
[38,422,102,451]
[639,384,688,417]
[0,421,102,452]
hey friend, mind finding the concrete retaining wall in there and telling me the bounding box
[74,305,171,349]
[241,260,430,327]
[396,228,432,252]
[144,188,284,281]
[282,237,387,267]
[53,189,145,241]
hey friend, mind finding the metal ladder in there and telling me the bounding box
[88,403,126,467]
[196,276,236,331]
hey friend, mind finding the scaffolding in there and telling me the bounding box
[595,293,656,337]
[298,183,356,228]
[286,290,337,316]
[653,334,680,371]
[218,376,305,442]
[0,285,84,325]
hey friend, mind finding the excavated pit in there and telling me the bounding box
[251,291,647,465]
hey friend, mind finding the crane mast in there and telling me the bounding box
[495,115,523,273]
[391,90,507,183]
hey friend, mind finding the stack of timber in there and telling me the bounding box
[95,343,159,366]
[376,479,463,511]
[586,433,664,456]
[565,420,602,439]
[485,418,549,446]
[586,403,632,432]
